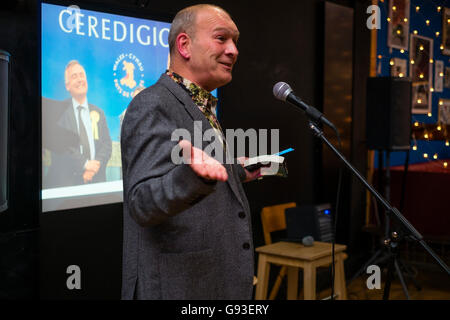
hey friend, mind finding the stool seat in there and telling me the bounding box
[255,241,348,300]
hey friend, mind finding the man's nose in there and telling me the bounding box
[226,41,239,59]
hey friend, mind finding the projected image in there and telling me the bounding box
[41,3,171,212]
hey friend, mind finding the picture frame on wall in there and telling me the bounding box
[387,0,410,50]
[444,66,450,88]
[412,82,430,114]
[410,34,433,114]
[442,7,450,56]
[435,60,444,92]
[438,99,450,125]
[390,57,407,77]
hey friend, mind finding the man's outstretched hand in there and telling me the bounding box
[178,140,228,182]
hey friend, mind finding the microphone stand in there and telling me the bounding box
[307,121,450,299]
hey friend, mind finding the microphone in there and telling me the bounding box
[302,236,314,247]
[273,82,336,131]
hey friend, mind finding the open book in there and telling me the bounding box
[243,148,293,177]
[243,154,285,172]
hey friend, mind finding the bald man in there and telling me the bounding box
[121,4,259,299]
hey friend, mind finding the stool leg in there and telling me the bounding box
[334,255,347,300]
[268,266,287,300]
[255,254,270,300]
[287,267,299,300]
[303,263,316,300]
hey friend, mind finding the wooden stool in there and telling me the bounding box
[255,241,348,300]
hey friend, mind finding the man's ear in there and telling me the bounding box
[176,32,191,59]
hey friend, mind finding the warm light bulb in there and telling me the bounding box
[444,162,448,168]
[411,60,415,64]
[436,32,440,37]
[413,145,418,151]
[446,141,449,146]
[404,18,408,23]
[441,45,445,50]
[414,30,418,35]
[420,45,424,51]
[420,74,424,78]
[392,6,397,11]
[426,20,430,26]
[417,99,422,103]
[424,153,428,158]
[447,19,450,24]
[430,88,435,92]
[428,112,432,117]
[397,29,402,35]
[414,122,419,127]
[437,125,442,131]
[400,49,405,53]
[416,6,420,12]
[433,154,438,160]
[390,60,394,66]
[430,59,434,63]
[378,55,382,59]
[387,17,391,22]
[440,100,444,105]
[438,6,442,12]
[424,133,429,139]
[440,72,444,77]
[399,73,404,77]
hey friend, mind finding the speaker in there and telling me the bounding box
[366,77,412,150]
[285,204,333,242]
[0,50,10,213]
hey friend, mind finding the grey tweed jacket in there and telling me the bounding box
[120,74,254,300]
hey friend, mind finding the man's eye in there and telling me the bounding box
[216,36,225,41]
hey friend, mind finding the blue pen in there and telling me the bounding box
[275,148,294,156]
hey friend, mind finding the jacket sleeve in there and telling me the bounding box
[121,91,217,227]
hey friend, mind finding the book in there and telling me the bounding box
[243,148,294,177]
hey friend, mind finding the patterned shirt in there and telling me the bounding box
[166,70,225,147]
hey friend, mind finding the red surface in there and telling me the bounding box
[379,160,450,239]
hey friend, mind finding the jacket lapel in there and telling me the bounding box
[57,99,78,135]
[158,74,245,208]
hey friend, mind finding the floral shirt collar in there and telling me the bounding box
[166,70,218,114]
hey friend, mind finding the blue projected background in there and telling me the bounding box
[41,3,171,142]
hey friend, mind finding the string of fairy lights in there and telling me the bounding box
[378,0,450,168]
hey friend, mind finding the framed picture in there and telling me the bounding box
[435,60,444,92]
[410,34,433,114]
[442,8,450,56]
[445,66,450,88]
[390,57,407,77]
[438,99,450,125]
[412,82,430,114]
[387,0,410,50]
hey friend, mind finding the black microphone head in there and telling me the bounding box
[273,82,293,102]
[302,236,314,247]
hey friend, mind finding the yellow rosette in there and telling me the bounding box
[90,110,100,140]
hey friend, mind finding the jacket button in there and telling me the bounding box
[243,242,250,250]
[238,211,246,219]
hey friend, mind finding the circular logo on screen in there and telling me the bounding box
[113,53,145,98]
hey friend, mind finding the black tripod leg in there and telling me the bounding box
[398,258,422,291]
[394,259,410,300]
[383,256,394,300]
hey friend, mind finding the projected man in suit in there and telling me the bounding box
[44,60,112,188]
[120,4,260,299]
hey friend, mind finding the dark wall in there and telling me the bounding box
[0,0,370,299]
[0,0,39,299]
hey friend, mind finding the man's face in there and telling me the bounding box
[65,64,88,99]
[188,8,239,91]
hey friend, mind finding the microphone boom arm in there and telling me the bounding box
[307,120,450,276]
